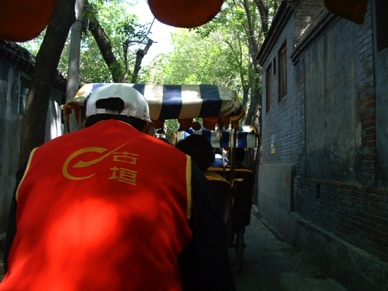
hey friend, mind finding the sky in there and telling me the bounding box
[132,0,176,64]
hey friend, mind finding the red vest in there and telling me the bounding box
[1,119,192,291]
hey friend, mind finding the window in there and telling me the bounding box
[278,42,287,101]
[266,64,272,112]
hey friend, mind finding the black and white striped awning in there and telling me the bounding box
[176,127,258,148]
[67,83,243,121]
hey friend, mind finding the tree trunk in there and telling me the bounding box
[88,12,153,84]
[245,67,261,126]
[88,13,123,82]
[19,0,76,166]
[131,39,153,83]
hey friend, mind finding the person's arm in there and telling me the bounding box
[3,163,27,273]
[179,163,236,291]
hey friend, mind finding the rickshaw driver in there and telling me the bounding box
[1,83,236,291]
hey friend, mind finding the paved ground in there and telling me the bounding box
[230,209,348,291]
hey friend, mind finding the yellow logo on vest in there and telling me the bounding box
[62,142,139,185]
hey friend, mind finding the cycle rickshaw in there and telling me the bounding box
[63,83,259,273]
[177,125,258,273]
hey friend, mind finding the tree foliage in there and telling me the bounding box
[79,0,155,83]
[148,29,243,87]
[147,0,278,126]
[16,0,280,163]
[17,0,155,164]
[20,0,155,83]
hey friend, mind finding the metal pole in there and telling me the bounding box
[65,0,84,130]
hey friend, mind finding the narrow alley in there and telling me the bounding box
[231,209,348,291]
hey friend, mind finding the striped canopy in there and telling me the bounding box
[177,127,258,148]
[66,83,243,123]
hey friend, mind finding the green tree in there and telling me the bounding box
[152,0,278,126]
[17,0,279,165]
[147,5,252,122]
[20,1,156,83]
[18,0,157,164]
[71,0,155,83]
[148,29,243,87]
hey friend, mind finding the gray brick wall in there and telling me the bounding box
[261,13,305,167]
[257,1,388,286]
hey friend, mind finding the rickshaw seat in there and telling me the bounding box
[207,168,254,228]
[204,171,233,226]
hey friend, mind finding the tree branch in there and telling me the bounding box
[88,12,123,82]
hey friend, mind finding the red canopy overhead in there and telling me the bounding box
[324,0,367,24]
[148,0,223,28]
[0,0,56,42]
[0,0,224,41]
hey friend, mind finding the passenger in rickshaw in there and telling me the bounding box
[227,147,247,169]
[175,134,215,172]
[176,135,233,228]
[1,84,236,291]
[212,147,229,168]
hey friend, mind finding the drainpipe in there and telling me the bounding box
[65,0,84,131]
